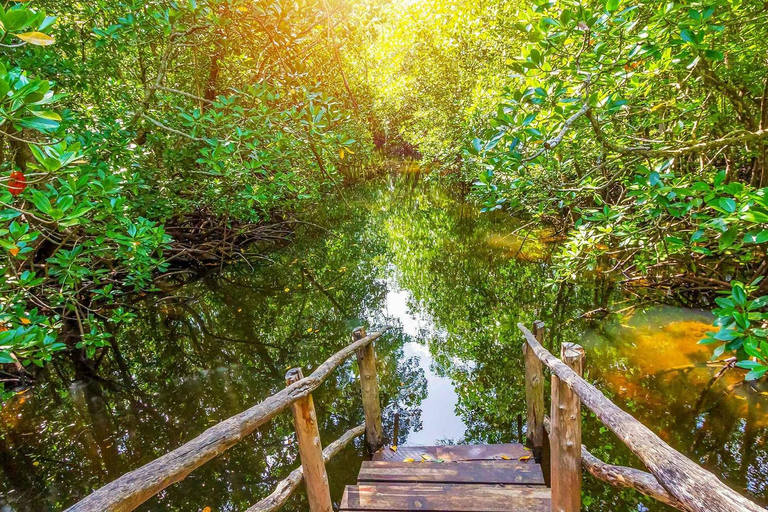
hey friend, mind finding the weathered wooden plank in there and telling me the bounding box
[358,461,545,485]
[524,321,546,459]
[354,327,385,453]
[285,368,332,512]
[66,330,387,512]
[340,483,551,511]
[372,444,529,462]
[550,342,584,512]
[519,322,763,512]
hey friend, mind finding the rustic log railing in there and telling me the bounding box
[519,321,763,512]
[67,327,387,512]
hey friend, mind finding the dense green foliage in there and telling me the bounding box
[368,0,768,375]
[2,0,767,404]
[1,0,374,373]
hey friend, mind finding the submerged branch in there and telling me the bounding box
[543,416,682,509]
[245,424,365,512]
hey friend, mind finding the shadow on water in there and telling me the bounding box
[2,169,768,511]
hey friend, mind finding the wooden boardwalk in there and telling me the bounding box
[67,325,765,512]
[340,444,551,511]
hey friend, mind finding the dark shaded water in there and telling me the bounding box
[2,171,767,511]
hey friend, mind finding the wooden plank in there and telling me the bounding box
[519,322,764,512]
[358,461,545,485]
[550,343,584,512]
[373,444,529,462]
[354,327,385,453]
[285,368,333,512]
[524,321,546,459]
[340,483,551,511]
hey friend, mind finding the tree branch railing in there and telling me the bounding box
[67,327,388,512]
[519,321,763,512]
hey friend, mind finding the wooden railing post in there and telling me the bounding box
[353,327,385,453]
[285,368,333,512]
[524,320,546,461]
[551,342,584,512]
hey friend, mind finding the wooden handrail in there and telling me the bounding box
[519,322,762,512]
[66,329,387,512]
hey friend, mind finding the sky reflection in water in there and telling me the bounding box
[1,173,767,512]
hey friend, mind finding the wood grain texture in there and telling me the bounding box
[524,321,546,459]
[581,447,683,509]
[519,322,763,512]
[542,415,682,509]
[550,343,584,512]
[340,483,551,511]
[286,368,333,512]
[372,444,529,462]
[354,327,385,453]
[357,461,545,485]
[245,424,364,512]
[66,330,387,512]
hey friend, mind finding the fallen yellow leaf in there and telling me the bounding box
[390,445,397,452]
[32,461,39,466]
[202,507,212,512]
[500,455,511,460]
[307,327,313,333]
[339,148,345,159]
[284,288,290,292]
[519,455,532,461]
[19,317,31,325]
[403,457,414,463]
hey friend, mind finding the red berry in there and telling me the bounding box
[8,171,26,196]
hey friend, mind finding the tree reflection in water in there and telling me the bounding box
[2,173,767,511]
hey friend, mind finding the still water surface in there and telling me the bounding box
[1,172,767,511]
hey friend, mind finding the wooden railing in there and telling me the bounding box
[67,327,387,512]
[519,321,763,512]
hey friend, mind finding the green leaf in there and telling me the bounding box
[732,285,747,306]
[736,360,764,370]
[719,227,738,251]
[718,197,736,213]
[714,297,735,308]
[680,29,696,45]
[16,116,59,132]
[714,328,738,341]
[745,367,768,381]
[30,190,52,214]
[606,0,620,12]
[744,230,768,244]
[704,49,724,61]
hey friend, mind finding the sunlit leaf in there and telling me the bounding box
[15,32,56,46]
